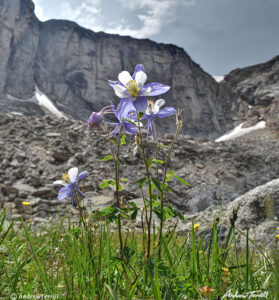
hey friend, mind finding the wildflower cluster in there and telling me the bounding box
[88,64,176,139]
[53,64,185,261]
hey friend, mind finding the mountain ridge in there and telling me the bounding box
[0,0,241,138]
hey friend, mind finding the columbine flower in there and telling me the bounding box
[106,101,139,137]
[88,105,114,129]
[141,99,176,141]
[53,167,88,205]
[109,64,170,114]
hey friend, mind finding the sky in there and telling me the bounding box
[33,0,279,76]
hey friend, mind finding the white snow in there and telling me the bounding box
[215,121,266,142]
[35,86,67,119]
[213,76,224,82]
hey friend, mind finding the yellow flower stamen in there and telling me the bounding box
[126,80,140,97]
[22,202,31,206]
[147,99,154,110]
[62,173,70,183]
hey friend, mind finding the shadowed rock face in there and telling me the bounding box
[224,56,279,107]
[0,0,241,138]
[224,56,279,130]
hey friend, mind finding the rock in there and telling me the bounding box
[52,150,69,162]
[32,188,56,199]
[0,0,242,139]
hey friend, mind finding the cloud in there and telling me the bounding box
[33,0,48,21]
[60,0,104,32]
[59,0,193,38]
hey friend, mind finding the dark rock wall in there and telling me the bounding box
[0,0,241,138]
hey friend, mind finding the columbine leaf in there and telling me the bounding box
[153,159,165,164]
[99,155,113,162]
[121,134,126,145]
[158,144,169,148]
[167,171,190,186]
[147,157,154,167]
[116,157,125,165]
[137,177,147,189]
[120,178,128,182]
[151,177,163,192]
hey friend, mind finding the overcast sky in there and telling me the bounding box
[33,0,279,76]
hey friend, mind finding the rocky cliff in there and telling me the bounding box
[224,56,279,130]
[0,0,241,138]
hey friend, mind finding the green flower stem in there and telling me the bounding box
[136,111,153,259]
[151,122,159,178]
[103,120,124,258]
[158,124,181,258]
[73,189,95,269]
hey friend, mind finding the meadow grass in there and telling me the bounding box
[0,210,278,299]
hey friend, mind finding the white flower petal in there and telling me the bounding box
[141,87,152,96]
[118,71,133,86]
[135,71,147,86]
[68,167,78,183]
[111,83,127,98]
[53,180,66,186]
[153,99,165,114]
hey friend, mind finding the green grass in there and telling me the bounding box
[0,210,278,299]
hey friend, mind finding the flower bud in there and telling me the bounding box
[88,112,103,128]
[176,108,183,130]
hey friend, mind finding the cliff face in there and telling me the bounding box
[224,56,279,130]
[224,56,279,107]
[0,0,240,138]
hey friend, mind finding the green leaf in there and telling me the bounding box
[176,210,185,221]
[131,209,138,220]
[137,177,147,189]
[158,144,169,148]
[110,138,116,144]
[120,178,128,182]
[153,159,165,164]
[147,157,154,167]
[151,177,163,192]
[99,179,122,191]
[116,156,125,165]
[121,134,126,145]
[167,171,190,186]
[99,155,113,162]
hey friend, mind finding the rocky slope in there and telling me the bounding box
[224,55,279,130]
[0,0,242,138]
[1,112,278,241]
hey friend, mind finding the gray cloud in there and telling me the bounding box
[33,0,279,75]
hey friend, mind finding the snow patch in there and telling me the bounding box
[213,76,224,82]
[215,121,266,142]
[35,86,67,119]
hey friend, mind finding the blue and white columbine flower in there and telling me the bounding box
[106,101,139,137]
[53,167,88,205]
[109,64,170,115]
[141,99,176,141]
